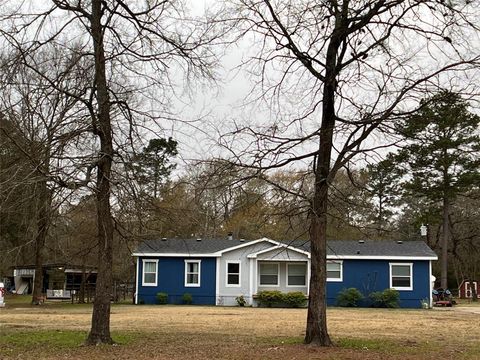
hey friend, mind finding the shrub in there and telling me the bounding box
[156,292,168,305]
[256,291,307,307]
[235,295,247,307]
[182,293,193,305]
[283,292,307,308]
[256,290,283,307]
[369,289,400,308]
[336,288,364,307]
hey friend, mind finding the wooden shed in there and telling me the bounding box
[458,280,479,299]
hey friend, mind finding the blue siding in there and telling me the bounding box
[326,260,430,308]
[137,257,216,305]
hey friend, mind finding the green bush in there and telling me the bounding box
[235,295,247,307]
[336,288,364,307]
[369,289,400,308]
[283,291,308,308]
[256,290,283,307]
[256,291,307,307]
[182,293,193,305]
[156,292,168,305]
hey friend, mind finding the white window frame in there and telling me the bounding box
[142,259,158,287]
[465,281,478,298]
[326,260,343,282]
[286,263,307,287]
[390,263,413,291]
[259,262,280,286]
[226,261,241,287]
[184,260,201,287]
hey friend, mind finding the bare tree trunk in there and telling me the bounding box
[31,177,51,305]
[306,196,332,346]
[86,0,114,345]
[441,196,450,289]
[305,26,339,346]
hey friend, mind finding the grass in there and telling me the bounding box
[1,296,479,359]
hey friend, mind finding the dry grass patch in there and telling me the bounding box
[1,301,479,359]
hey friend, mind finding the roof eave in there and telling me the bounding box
[327,255,438,261]
[132,252,220,258]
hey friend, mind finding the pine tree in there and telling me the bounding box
[394,91,480,289]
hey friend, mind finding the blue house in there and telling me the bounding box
[133,237,437,308]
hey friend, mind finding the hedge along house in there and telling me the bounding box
[133,237,437,308]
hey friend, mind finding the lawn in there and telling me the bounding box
[0,295,479,359]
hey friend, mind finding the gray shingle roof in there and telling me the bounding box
[133,238,437,259]
[325,240,437,258]
[134,237,252,255]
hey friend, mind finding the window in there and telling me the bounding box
[226,262,240,286]
[185,260,201,287]
[287,263,307,286]
[326,261,343,282]
[259,263,279,286]
[142,260,158,286]
[390,263,413,290]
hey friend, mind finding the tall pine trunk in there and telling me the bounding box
[86,0,114,345]
[441,196,450,289]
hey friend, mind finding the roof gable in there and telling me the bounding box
[247,243,310,259]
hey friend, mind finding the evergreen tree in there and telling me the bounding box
[393,91,480,289]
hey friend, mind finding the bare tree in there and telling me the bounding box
[1,0,220,344]
[0,45,90,304]
[223,0,480,346]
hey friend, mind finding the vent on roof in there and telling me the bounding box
[196,238,202,242]
[239,238,245,242]
[358,240,365,244]
[161,237,167,241]
[356,250,361,254]
[227,232,233,241]
[397,240,403,244]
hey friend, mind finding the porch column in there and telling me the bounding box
[307,259,311,296]
[249,258,254,304]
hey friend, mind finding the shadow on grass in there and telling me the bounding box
[0,329,140,357]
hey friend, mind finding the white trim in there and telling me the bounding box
[133,253,436,261]
[464,281,478,298]
[225,261,241,287]
[133,252,219,258]
[217,237,277,255]
[326,260,343,282]
[247,243,311,259]
[389,262,413,291]
[249,258,254,303]
[184,260,201,287]
[306,259,311,295]
[142,259,158,287]
[135,257,139,304]
[327,255,437,260]
[253,259,258,295]
[258,262,280,287]
[429,260,433,307]
[286,262,308,287]
[215,258,220,305]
